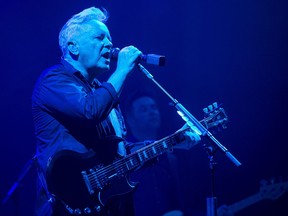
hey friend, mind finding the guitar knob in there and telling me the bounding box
[95,205,101,212]
[84,207,92,214]
[74,208,82,215]
[47,197,55,204]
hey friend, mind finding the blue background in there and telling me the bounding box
[0,0,287,215]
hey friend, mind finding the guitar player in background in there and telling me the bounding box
[32,6,201,216]
[123,89,200,216]
[217,178,288,216]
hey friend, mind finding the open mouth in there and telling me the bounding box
[102,52,110,60]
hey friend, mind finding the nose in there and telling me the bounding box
[105,38,113,48]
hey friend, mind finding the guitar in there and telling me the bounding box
[217,178,288,216]
[46,103,228,215]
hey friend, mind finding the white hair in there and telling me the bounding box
[59,7,108,56]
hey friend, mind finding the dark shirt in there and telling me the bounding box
[32,60,133,216]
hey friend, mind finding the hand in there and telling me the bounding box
[108,46,142,93]
[174,123,201,150]
[116,46,142,75]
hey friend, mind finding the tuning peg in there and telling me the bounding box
[208,105,213,111]
[213,102,218,109]
[203,107,209,114]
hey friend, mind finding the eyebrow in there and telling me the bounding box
[96,30,112,41]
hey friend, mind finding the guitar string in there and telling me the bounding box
[85,112,221,188]
[86,142,172,188]
[85,135,176,185]
[87,140,175,189]
[87,138,173,179]
[86,119,217,188]
[86,134,179,188]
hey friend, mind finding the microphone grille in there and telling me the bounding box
[110,47,120,60]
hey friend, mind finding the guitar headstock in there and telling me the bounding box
[259,178,288,200]
[201,102,228,132]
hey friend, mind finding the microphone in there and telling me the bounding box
[110,47,166,66]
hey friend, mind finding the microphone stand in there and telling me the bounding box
[137,63,242,216]
[1,155,36,215]
[204,144,218,216]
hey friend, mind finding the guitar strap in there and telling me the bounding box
[34,155,55,205]
[109,108,126,156]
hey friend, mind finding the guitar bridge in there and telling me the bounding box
[82,171,95,195]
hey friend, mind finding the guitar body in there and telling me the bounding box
[46,150,137,215]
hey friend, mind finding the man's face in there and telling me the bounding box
[76,20,112,72]
[130,96,161,130]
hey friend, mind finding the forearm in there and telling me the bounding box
[107,69,129,95]
[107,45,142,94]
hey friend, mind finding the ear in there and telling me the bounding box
[67,41,79,55]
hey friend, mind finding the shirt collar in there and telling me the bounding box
[60,59,100,88]
[61,59,78,74]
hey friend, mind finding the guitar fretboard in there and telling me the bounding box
[122,129,187,172]
[84,128,188,193]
